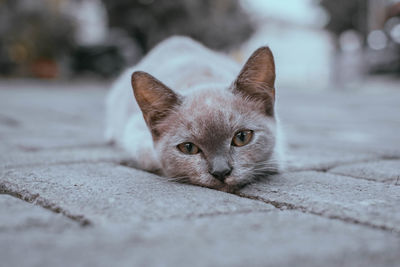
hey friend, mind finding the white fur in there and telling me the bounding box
[105,36,284,171]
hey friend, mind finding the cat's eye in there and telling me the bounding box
[232,130,253,147]
[177,142,200,155]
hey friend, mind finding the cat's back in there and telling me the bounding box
[105,36,240,142]
[134,36,240,90]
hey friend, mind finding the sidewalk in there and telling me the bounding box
[1,80,399,267]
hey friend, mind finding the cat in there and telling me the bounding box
[105,36,284,192]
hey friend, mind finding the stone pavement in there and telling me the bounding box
[1,80,400,267]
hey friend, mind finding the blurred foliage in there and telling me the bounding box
[0,0,76,77]
[0,0,254,78]
[320,0,367,37]
[71,45,125,78]
[102,0,254,53]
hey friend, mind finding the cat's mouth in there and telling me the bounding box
[214,182,245,193]
[164,170,251,193]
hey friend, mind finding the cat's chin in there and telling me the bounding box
[217,184,242,193]
[191,178,250,193]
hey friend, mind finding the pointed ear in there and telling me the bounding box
[233,46,276,116]
[132,71,181,138]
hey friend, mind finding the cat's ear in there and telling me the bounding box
[233,46,276,116]
[132,71,181,138]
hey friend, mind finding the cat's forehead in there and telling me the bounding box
[182,89,237,124]
[186,88,233,108]
[174,88,262,144]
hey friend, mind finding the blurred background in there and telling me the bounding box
[0,0,399,89]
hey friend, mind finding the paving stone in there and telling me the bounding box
[0,163,273,225]
[0,114,106,150]
[0,81,108,112]
[329,160,400,184]
[1,211,399,267]
[0,194,77,232]
[2,133,107,151]
[0,86,107,150]
[285,145,378,171]
[278,89,400,158]
[0,109,105,150]
[278,89,400,131]
[240,171,400,232]
[0,85,106,122]
[1,145,130,169]
[283,124,400,158]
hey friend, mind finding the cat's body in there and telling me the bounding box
[106,36,284,192]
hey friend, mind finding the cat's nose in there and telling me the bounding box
[209,158,232,182]
[211,167,232,182]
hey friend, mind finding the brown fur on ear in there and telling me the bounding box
[233,46,276,116]
[132,71,181,138]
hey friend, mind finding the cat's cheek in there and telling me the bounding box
[159,149,205,183]
[229,144,272,184]
[158,150,183,176]
[195,175,222,189]
[187,158,213,185]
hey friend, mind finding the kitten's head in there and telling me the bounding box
[132,47,278,192]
